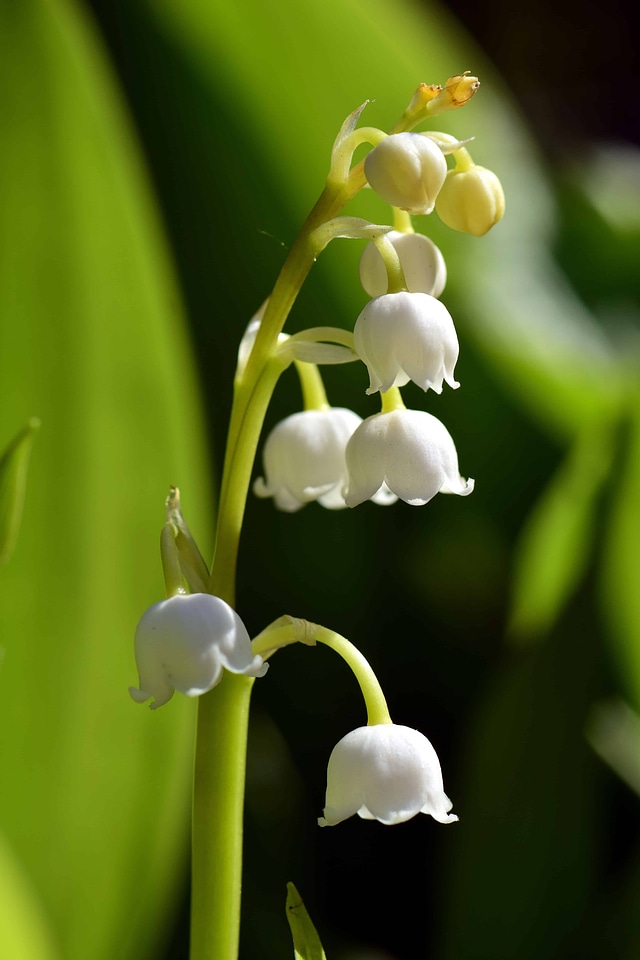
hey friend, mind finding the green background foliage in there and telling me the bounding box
[1,0,639,958]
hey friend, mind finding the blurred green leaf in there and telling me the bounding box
[439,616,599,960]
[0,2,210,959]
[587,699,640,798]
[508,419,615,644]
[602,399,640,711]
[286,882,327,960]
[0,831,59,960]
[0,418,40,565]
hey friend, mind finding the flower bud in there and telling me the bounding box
[353,291,459,395]
[345,408,474,507]
[435,165,505,236]
[364,133,447,215]
[359,231,446,298]
[318,724,458,826]
[129,593,267,709]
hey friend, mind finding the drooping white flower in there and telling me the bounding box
[129,593,267,709]
[353,291,459,395]
[344,409,474,507]
[359,231,447,299]
[364,133,447,215]
[254,407,363,511]
[318,724,458,826]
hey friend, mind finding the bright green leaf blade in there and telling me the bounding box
[508,419,615,644]
[0,418,40,565]
[286,883,327,960]
[0,832,59,960]
[0,2,211,959]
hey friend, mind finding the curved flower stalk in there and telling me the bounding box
[345,408,474,507]
[253,407,363,511]
[353,291,459,395]
[359,230,447,298]
[129,593,267,709]
[319,724,458,826]
[364,132,447,215]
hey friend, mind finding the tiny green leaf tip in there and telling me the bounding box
[286,882,327,960]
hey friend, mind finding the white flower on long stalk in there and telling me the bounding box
[318,724,458,826]
[345,408,474,507]
[353,291,459,395]
[364,132,447,215]
[254,407,363,511]
[359,231,446,299]
[129,593,267,709]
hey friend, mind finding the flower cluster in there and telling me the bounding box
[130,82,504,857]
[254,121,502,512]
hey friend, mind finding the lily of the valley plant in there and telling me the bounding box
[129,73,504,960]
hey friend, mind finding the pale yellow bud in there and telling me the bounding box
[426,73,480,117]
[435,165,505,236]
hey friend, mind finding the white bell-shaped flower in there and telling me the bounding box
[129,593,267,709]
[344,409,474,507]
[254,407,362,512]
[359,231,446,299]
[318,724,458,826]
[364,133,447,215]
[353,291,459,396]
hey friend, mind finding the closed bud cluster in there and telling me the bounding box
[436,165,505,236]
[364,132,447,215]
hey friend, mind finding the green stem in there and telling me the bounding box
[380,386,406,413]
[294,360,329,411]
[316,627,392,726]
[191,184,354,960]
[191,673,255,960]
[209,357,286,606]
[392,207,414,233]
[371,233,406,294]
[190,99,419,959]
[251,618,392,726]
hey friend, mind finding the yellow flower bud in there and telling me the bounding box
[426,73,480,116]
[435,165,505,236]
